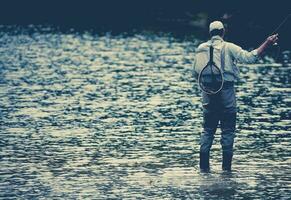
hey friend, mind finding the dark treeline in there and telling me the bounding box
[0,0,290,49]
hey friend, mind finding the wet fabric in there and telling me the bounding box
[199,82,237,156]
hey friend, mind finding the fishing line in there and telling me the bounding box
[270,13,291,35]
[269,13,291,60]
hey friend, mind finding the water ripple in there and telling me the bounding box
[0,26,290,199]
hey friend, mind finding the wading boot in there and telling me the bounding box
[222,151,233,171]
[199,152,210,173]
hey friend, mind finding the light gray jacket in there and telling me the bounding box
[193,36,258,81]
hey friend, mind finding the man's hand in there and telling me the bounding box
[266,34,279,45]
[257,34,279,56]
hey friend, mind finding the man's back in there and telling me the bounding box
[194,36,260,81]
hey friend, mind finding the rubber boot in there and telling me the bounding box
[199,152,210,172]
[222,151,233,171]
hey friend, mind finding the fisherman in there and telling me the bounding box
[194,21,278,172]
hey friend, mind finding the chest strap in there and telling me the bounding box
[220,43,226,72]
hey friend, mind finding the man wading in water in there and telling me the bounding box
[194,21,278,172]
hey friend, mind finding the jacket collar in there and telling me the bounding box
[211,35,224,41]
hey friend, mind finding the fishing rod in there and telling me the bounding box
[270,13,291,46]
[271,13,291,35]
[261,13,291,61]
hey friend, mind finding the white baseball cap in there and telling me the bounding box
[209,21,224,32]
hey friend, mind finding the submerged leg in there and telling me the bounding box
[219,84,237,171]
[199,107,219,172]
[220,110,236,171]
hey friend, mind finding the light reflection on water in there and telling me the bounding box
[0,27,290,199]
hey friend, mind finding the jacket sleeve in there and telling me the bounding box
[229,43,259,64]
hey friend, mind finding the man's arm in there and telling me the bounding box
[229,33,279,64]
[256,34,279,56]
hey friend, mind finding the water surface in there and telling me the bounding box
[0,27,290,199]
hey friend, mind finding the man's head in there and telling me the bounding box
[209,21,225,38]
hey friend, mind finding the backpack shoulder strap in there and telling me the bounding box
[209,45,214,63]
[220,42,226,72]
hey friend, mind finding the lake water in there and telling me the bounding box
[0,26,290,199]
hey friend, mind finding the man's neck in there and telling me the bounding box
[211,35,224,40]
